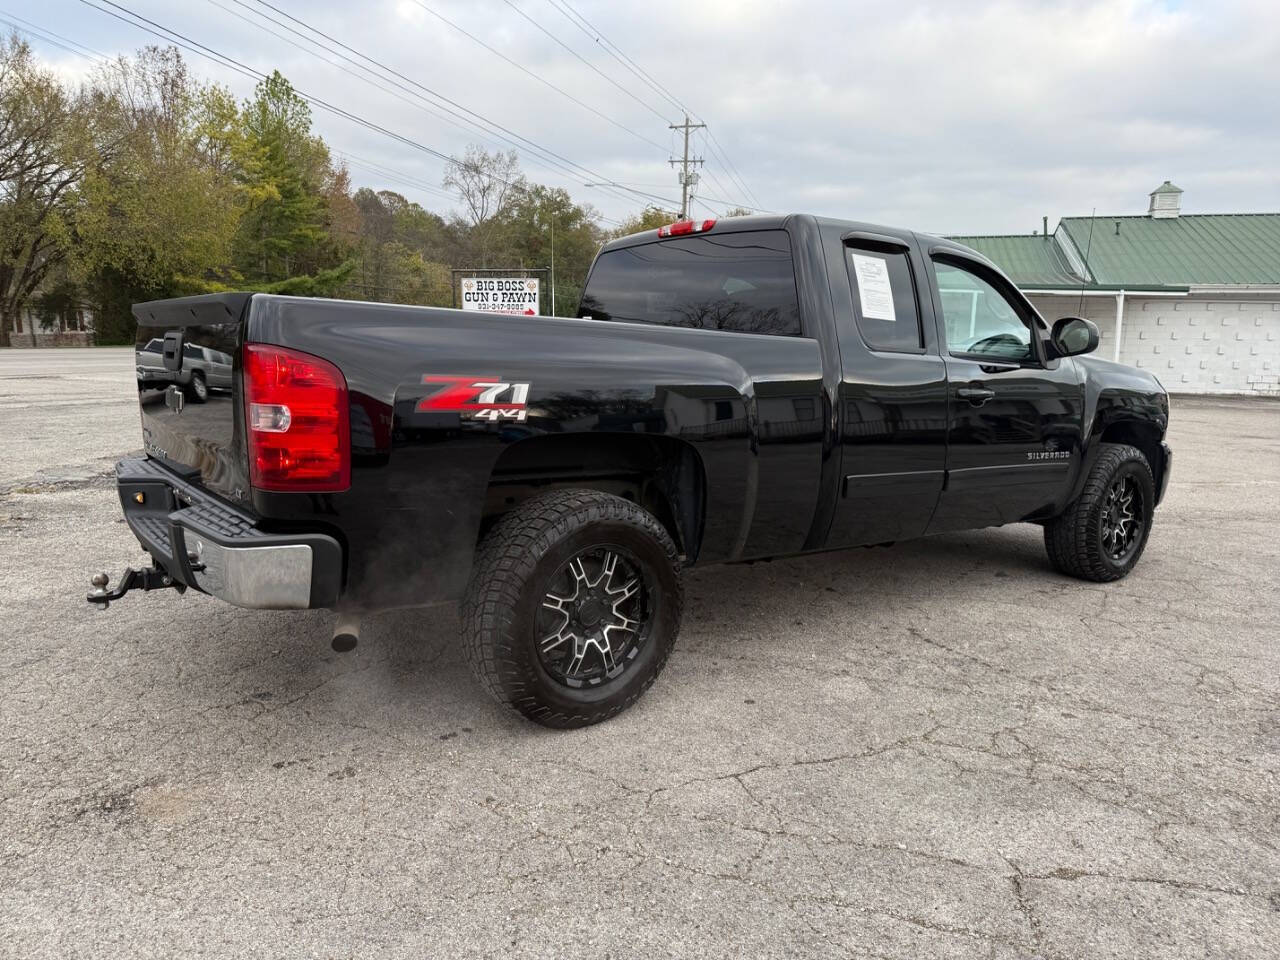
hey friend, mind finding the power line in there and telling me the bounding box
[0,10,110,62]
[407,0,668,154]
[703,129,762,210]
[336,153,463,205]
[211,0,528,163]
[243,0,675,209]
[500,0,670,124]
[78,0,670,216]
[237,0,638,209]
[548,0,690,117]
[541,0,762,211]
[7,8,538,227]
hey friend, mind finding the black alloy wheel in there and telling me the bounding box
[536,546,653,688]
[1100,474,1144,563]
[461,488,684,728]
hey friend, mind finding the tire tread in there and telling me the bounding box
[1044,442,1153,582]
[460,488,683,728]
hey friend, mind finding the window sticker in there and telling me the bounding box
[850,253,897,323]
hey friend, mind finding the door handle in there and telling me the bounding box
[957,386,996,405]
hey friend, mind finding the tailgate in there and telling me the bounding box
[133,293,252,503]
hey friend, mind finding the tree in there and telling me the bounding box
[342,187,451,305]
[234,71,334,283]
[443,145,523,267]
[499,183,604,315]
[72,47,243,341]
[611,205,678,240]
[0,34,96,346]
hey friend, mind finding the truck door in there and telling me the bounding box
[823,230,949,548]
[924,253,1085,532]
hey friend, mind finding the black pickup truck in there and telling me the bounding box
[91,214,1171,727]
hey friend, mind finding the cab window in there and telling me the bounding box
[934,260,1034,363]
[578,230,803,337]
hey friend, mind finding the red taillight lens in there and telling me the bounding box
[657,218,716,238]
[243,343,350,492]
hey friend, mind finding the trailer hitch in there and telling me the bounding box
[86,565,184,608]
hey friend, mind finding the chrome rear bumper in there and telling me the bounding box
[115,458,341,609]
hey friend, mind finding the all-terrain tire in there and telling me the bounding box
[1044,442,1155,582]
[460,489,684,728]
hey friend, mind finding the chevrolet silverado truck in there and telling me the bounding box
[88,214,1171,727]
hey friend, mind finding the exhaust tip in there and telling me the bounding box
[331,611,360,653]
[331,632,358,653]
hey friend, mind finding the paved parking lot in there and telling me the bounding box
[1,347,1277,959]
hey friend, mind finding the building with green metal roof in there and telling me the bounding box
[949,183,1280,395]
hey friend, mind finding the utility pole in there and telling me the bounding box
[669,114,706,219]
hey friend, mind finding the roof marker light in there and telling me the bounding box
[657,218,717,238]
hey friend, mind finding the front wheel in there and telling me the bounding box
[460,489,684,728]
[1044,442,1156,582]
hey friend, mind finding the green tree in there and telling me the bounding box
[0,34,96,346]
[343,187,451,305]
[234,71,333,283]
[499,183,604,315]
[73,47,243,341]
[611,205,679,240]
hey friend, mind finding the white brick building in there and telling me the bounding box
[953,183,1280,396]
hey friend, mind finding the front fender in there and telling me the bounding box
[1070,355,1170,503]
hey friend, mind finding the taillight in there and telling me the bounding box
[657,218,716,238]
[243,343,350,492]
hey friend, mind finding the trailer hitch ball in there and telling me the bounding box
[90,572,111,609]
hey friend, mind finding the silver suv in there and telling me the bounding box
[136,339,233,403]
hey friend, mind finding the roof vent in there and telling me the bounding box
[1148,180,1183,219]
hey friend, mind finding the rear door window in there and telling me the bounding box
[578,230,803,337]
[845,247,923,352]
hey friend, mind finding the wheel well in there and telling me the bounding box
[481,433,706,561]
[1100,419,1164,491]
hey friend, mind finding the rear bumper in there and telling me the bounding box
[1156,442,1173,506]
[116,458,342,609]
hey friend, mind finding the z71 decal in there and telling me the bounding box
[416,375,531,422]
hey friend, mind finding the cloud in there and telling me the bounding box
[26,0,1280,232]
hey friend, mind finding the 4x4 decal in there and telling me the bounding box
[416,375,531,422]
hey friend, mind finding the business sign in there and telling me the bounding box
[460,277,539,315]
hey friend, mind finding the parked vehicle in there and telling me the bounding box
[136,337,233,402]
[89,214,1171,727]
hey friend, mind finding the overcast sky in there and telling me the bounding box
[12,0,1280,233]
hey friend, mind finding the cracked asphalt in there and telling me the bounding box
[1,347,1278,959]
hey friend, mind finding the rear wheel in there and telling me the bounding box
[1044,443,1155,582]
[460,489,684,728]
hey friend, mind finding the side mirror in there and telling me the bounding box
[1049,317,1099,358]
